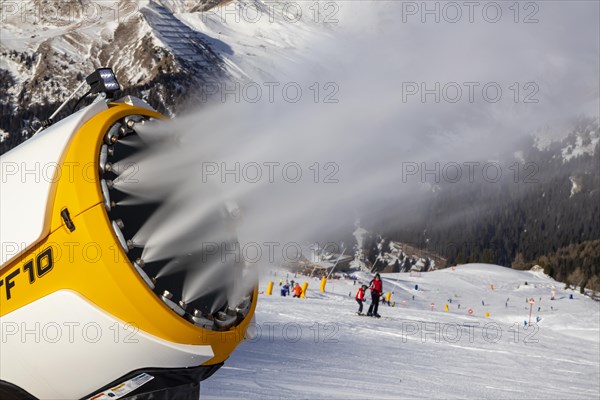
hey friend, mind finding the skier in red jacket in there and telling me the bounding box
[367,273,383,318]
[355,285,367,315]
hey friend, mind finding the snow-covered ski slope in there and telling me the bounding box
[203,264,599,399]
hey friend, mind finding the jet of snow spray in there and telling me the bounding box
[111,1,598,307]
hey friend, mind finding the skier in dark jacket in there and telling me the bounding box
[355,285,367,314]
[367,273,383,318]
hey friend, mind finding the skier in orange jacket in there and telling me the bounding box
[292,283,303,298]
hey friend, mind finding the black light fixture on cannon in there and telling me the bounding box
[85,68,121,98]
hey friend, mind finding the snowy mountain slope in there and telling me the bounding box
[202,264,599,399]
[561,126,600,163]
[0,0,331,107]
[0,0,335,146]
[0,0,228,107]
[140,1,223,74]
[177,0,336,82]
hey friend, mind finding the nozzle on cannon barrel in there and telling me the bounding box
[160,290,186,316]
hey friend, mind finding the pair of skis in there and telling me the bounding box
[355,312,381,318]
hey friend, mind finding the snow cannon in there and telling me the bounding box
[0,69,257,400]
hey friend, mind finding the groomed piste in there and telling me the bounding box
[203,264,600,399]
